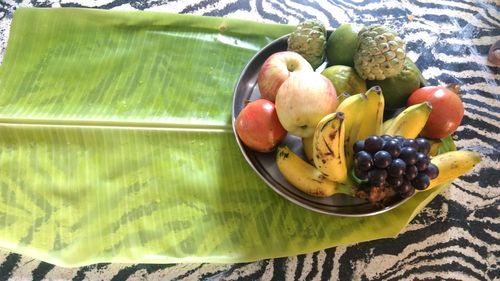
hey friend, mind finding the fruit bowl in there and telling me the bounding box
[231,34,414,217]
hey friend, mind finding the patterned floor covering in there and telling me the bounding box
[0,0,498,280]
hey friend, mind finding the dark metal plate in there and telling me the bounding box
[231,34,411,217]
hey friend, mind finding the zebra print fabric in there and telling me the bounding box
[0,0,498,280]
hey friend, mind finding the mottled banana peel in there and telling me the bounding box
[312,112,347,183]
[276,146,354,197]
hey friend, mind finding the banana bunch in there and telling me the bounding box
[276,86,481,199]
[278,86,384,197]
[276,146,354,197]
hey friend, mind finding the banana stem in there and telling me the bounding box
[333,179,356,197]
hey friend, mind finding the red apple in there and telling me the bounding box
[407,85,464,139]
[257,51,313,102]
[235,99,287,152]
[275,71,338,138]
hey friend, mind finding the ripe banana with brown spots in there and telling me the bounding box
[276,146,354,197]
[312,112,347,183]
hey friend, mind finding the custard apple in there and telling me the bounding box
[353,25,406,80]
[287,19,327,69]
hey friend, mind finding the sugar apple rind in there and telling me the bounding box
[287,19,327,69]
[354,25,406,80]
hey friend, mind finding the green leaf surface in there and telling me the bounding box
[0,8,453,267]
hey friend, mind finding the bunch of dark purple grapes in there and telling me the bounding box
[353,135,439,198]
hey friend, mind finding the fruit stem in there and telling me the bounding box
[334,180,356,197]
[445,83,461,95]
[423,101,433,110]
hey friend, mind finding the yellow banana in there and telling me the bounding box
[420,150,482,192]
[312,112,347,183]
[428,139,443,157]
[335,93,368,171]
[302,136,314,164]
[384,102,432,138]
[337,92,351,105]
[356,86,384,140]
[382,118,394,133]
[276,146,354,197]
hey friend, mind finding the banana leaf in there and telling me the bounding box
[0,8,453,267]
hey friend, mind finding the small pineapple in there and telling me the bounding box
[353,25,406,80]
[287,19,327,69]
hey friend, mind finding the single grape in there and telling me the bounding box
[412,173,431,190]
[354,151,373,171]
[387,176,404,187]
[364,136,385,153]
[353,140,365,153]
[415,152,430,171]
[369,168,388,186]
[383,139,401,158]
[388,158,406,177]
[399,185,416,198]
[405,165,418,180]
[396,180,415,197]
[416,137,431,154]
[403,139,419,150]
[400,147,417,165]
[373,151,392,168]
[354,168,369,181]
[394,135,406,145]
[381,135,393,142]
[425,163,440,179]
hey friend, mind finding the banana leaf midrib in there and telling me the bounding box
[0,117,234,132]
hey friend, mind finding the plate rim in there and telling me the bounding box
[231,33,413,217]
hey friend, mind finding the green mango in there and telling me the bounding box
[368,57,423,110]
[321,65,367,96]
[326,23,363,67]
